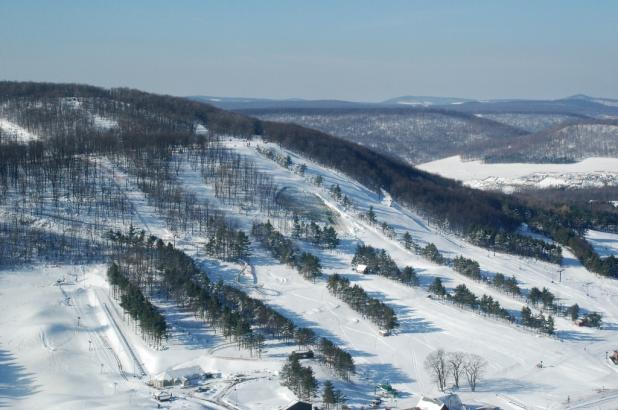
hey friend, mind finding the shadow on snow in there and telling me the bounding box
[0,349,39,408]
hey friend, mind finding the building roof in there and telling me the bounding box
[285,401,312,410]
[416,396,448,410]
[437,393,463,410]
[154,365,203,381]
[356,264,368,272]
[415,393,464,410]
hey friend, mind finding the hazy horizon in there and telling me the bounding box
[1,1,617,101]
[188,92,616,103]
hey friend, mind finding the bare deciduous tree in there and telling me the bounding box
[464,354,487,392]
[424,349,450,392]
[448,351,466,388]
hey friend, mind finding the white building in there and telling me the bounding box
[151,365,204,389]
[355,264,368,274]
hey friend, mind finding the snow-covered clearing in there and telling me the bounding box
[0,264,155,409]
[586,230,618,258]
[0,117,38,142]
[417,155,618,193]
[0,261,298,410]
[93,115,118,130]
[3,137,618,409]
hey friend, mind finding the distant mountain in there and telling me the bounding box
[189,95,376,110]
[563,94,618,108]
[439,96,618,118]
[191,94,618,118]
[381,95,476,106]
[191,94,479,110]
[246,104,618,164]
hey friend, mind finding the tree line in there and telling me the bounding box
[107,262,167,347]
[327,273,398,331]
[280,353,319,401]
[429,277,562,335]
[466,227,562,264]
[107,227,355,379]
[252,221,323,282]
[351,245,419,285]
[292,216,339,249]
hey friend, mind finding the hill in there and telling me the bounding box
[245,105,618,165]
[244,107,528,164]
[2,81,618,409]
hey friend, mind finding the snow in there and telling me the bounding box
[195,124,209,135]
[418,155,618,192]
[416,395,453,410]
[586,230,618,258]
[216,138,618,408]
[61,97,82,109]
[0,265,154,409]
[3,136,618,409]
[0,118,38,142]
[92,115,118,130]
[154,365,203,381]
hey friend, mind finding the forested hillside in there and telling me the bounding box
[247,107,618,164]
[246,107,527,164]
[479,120,618,163]
[2,81,618,409]
[1,81,616,278]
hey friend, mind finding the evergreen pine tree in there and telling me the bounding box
[301,366,318,400]
[323,226,339,249]
[314,175,323,186]
[545,315,555,335]
[322,380,335,409]
[429,277,446,297]
[235,231,251,260]
[367,206,377,223]
[521,306,533,326]
[401,266,419,286]
[334,389,347,407]
[292,215,302,239]
[403,232,413,250]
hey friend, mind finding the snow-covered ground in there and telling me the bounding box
[3,137,618,409]
[93,115,118,130]
[0,264,155,409]
[417,156,618,192]
[224,139,618,409]
[0,117,38,142]
[586,230,618,258]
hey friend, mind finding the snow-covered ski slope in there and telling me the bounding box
[214,138,618,409]
[417,155,618,192]
[2,136,618,409]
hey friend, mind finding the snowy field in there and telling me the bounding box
[417,156,618,192]
[2,138,618,409]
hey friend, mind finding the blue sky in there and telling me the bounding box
[0,0,616,100]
